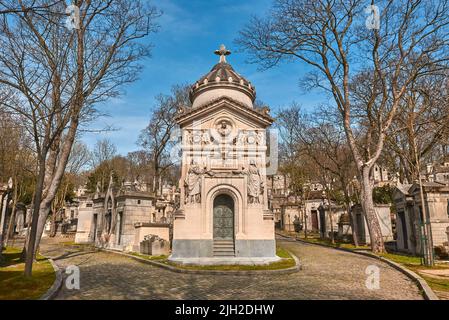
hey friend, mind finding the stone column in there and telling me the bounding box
[0,191,8,250]
[0,179,13,251]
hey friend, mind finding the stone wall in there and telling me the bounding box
[113,198,154,251]
[74,200,94,244]
[431,221,449,247]
[282,205,301,232]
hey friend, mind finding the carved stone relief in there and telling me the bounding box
[233,161,264,204]
[184,160,214,204]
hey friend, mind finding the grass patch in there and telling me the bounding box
[0,247,55,300]
[129,252,168,261]
[419,274,449,293]
[161,247,296,271]
[60,241,94,250]
[378,252,449,296]
[378,252,422,267]
[276,247,292,259]
[297,235,371,250]
[283,230,449,297]
[60,241,76,246]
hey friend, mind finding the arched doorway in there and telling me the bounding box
[213,194,235,256]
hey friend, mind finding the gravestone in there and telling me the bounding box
[140,234,169,256]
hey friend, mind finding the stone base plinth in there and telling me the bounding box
[167,256,281,266]
[171,239,277,259]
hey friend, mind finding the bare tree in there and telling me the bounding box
[0,109,35,255]
[0,0,160,275]
[384,73,449,182]
[88,138,117,192]
[46,140,90,237]
[277,103,359,244]
[0,0,63,15]
[126,150,153,184]
[138,84,191,195]
[67,140,91,175]
[275,104,316,238]
[237,0,449,252]
[303,113,359,245]
[91,139,117,169]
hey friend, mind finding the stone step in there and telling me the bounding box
[213,243,234,247]
[213,240,235,257]
[213,248,235,252]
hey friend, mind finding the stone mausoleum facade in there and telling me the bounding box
[169,45,278,264]
[394,181,449,255]
[75,176,174,252]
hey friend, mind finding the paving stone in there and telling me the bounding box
[39,238,423,300]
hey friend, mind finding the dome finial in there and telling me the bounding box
[214,44,231,63]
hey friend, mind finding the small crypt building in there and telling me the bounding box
[75,175,173,253]
[169,45,279,264]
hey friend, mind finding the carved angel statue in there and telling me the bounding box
[202,130,212,145]
[256,131,265,146]
[133,175,144,191]
[236,130,247,146]
[233,160,264,204]
[184,160,214,204]
[185,130,193,145]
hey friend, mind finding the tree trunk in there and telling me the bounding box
[32,116,80,255]
[360,167,385,253]
[348,203,359,247]
[20,204,33,261]
[343,186,359,246]
[34,204,51,252]
[49,210,57,237]
[24,159,46,276]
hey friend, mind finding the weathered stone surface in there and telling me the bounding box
[140,235,170,256]
[172,48,276,262]
[39,237,423,300]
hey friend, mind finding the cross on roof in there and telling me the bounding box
[214,44,231,63]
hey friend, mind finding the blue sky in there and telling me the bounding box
[82,0,327,155]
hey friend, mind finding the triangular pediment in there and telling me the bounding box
[175,96,273,129]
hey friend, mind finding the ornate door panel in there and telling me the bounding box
[213,194,234,240]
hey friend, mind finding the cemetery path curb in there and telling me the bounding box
[290,237,439,300]
[353,251,439,300]
[104,248,301,275]
[39,257,63,300]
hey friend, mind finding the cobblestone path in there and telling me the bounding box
[39,238,423,300]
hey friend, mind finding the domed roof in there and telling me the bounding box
[189,45,256,107]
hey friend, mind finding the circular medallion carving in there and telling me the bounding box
[215,119,232,137]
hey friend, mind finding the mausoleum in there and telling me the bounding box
[169,45,278,264]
